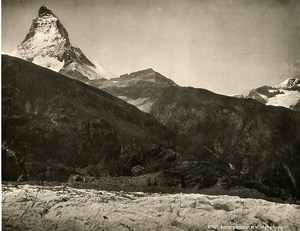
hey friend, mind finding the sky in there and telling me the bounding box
[2,0,300,95]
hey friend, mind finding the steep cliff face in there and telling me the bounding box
[13,5,110,81]
[2,55,177,181]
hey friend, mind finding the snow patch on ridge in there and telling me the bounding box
[118,96,154,113]
[266,90,300,109]
[66,62,104,80]
[32,56,64,72]
[257,93,268,102]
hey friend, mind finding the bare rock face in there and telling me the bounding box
[14,5,110,81]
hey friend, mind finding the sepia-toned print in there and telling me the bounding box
[2,0,300,230]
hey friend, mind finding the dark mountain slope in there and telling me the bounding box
[150,86,300,199]
[2,55,177,181]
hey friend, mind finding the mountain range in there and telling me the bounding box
[12,5,300,112]
[3,5,300,200]
[92,69,300,113]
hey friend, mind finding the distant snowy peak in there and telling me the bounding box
[13,5,110,81]
[276,78,300,90]
[247,78,300,111]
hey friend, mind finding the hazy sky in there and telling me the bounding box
[2,0,300,95]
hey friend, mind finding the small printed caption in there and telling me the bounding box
[207,225,283,230]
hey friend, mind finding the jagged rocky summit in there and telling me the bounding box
[13,5,110,81]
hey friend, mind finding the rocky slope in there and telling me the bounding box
[89,68,177,113]
[12,5,110,81]
[247,78,300,111]
[3,184,300,231]
[2,55,177,181]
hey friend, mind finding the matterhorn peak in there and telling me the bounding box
[38,5,56,17]
[13,6,110,80]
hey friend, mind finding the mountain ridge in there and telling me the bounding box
[88,68,177,113]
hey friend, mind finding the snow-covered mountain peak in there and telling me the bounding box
[247,77,300,111]
[15,9,67,72]
[13,6,110,80]
[277,78,300,90]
